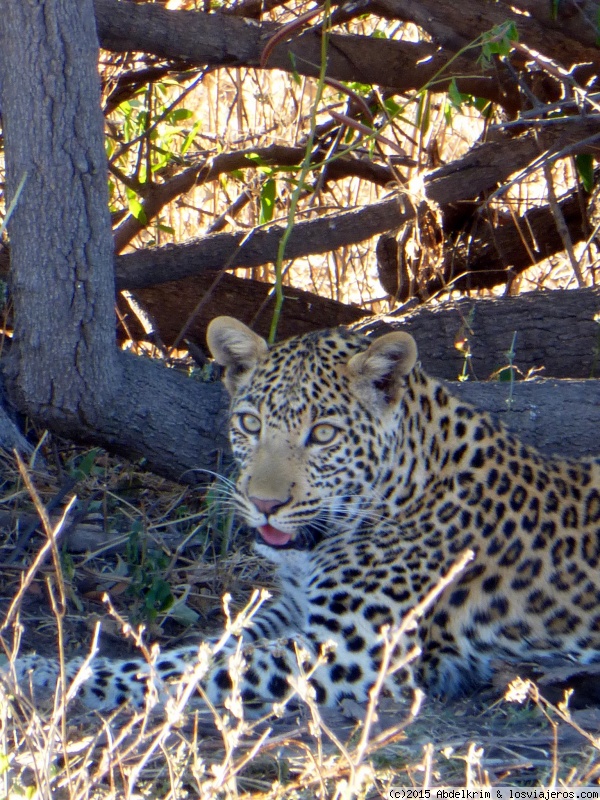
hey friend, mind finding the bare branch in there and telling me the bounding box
[93,0,511,109]
[113,115,600,289]
[113,145,401,253]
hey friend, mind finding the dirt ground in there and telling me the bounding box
[1,448,600,792]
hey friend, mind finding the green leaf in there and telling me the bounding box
[383,98,401,117]
[444,101,454,127]
[344,127,356,145]
[126,189,147,224]
[480,21,518,66]
[447,79,491,118]
[288,52,302,86]
[259,178,276,224]
[145,579,174,614]
[346,81,371,96]
[473,96,492,116]
[416,91,431,137]
[169,108,193,123]
[448,78,466,111]
[137,110,149,131]
[71,448,101,480]
[181,119,203,155]
[246,152,266,166]
[497,366,515,383]
[575,153,595,192]
[151,149,172,172]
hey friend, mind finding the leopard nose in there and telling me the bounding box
[249,497,287,515]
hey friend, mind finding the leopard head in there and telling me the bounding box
[207,316,418,548]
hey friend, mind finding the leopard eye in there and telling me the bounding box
[308,423,339,445]
[238,413,261,435]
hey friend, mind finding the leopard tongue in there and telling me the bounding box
[258,524,292,547]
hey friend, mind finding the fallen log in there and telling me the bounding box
[450,378,600,459]
[363,287,600,381]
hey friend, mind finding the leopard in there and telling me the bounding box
[4,315,600,715]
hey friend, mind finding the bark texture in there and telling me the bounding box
[448,379,600,460]
[120,285,600,383]
[93,0,504,107]
[361,287,600,381]
[90,353,230,481]
[110,116,600,291]
[119,273,368,349]
[114,199,408,289]
[92,0,600,112]
[0,0,117,425]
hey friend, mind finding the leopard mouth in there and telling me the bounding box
[256,522,325,550]
[257,524,293,547]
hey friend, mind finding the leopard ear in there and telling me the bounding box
[347,332,418,408]
[207,316,268,394]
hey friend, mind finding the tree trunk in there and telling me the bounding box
[108,116,600,290]
[93,0,506,109]
[0,0,117,426]
[0,0,228,481]
[119,273,369,349]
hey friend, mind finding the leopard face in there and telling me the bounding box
[207,317,420,548]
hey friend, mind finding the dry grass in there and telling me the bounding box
[0,439,599,799]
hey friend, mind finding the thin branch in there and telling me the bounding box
[112,144,399,252]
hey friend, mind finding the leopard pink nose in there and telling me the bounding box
[250,497,287,515]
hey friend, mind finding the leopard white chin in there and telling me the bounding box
[257,524,293,547]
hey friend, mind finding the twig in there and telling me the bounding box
[5,475,78,565]
[1,453,76,633]
[268,0,332,341]
[353,548,475,767]
[542,160,586,287]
